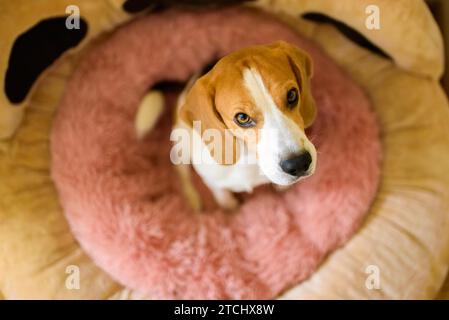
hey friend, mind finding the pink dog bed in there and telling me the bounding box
[51,7,381,299]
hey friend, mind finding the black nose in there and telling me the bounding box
[280,152,312,177]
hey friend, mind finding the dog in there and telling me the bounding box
[138,41,317,211]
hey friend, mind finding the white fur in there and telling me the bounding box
[190,127,269,193]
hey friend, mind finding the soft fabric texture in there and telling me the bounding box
[278,15,449,299]
[1,0,449,300]
[0,0,136,139]
[257,0,444,79]
[50,8,381,299]
[0,0,443,139]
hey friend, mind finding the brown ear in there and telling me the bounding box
[178,77,240,165]
[276,41,317,128]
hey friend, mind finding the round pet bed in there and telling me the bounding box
[50,8,380,299]
[1,0,449,299]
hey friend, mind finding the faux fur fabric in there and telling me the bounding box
[50,7,381,299]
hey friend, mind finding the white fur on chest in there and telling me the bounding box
[190,128,269,192]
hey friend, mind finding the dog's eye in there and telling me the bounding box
[234,113,255,128]
[286,87,299,107]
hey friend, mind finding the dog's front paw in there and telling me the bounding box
[213,189,240,211]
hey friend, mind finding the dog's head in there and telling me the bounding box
[179,41,317,185]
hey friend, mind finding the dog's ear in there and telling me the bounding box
[178,77,240,165]
[276,41,316,128]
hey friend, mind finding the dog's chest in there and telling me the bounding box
[193,159,269,193]
[190,131,269,192]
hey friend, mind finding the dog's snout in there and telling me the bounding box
[280,152,312,177]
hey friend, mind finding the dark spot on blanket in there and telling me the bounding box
[123,0,157,13]
[5,17,88,104]
[123,0,254,13]
[302,12,391,59]
[152,81,186,93]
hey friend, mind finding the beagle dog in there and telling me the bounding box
[138,41,317,210]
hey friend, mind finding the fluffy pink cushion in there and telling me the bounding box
[51,7,381,299]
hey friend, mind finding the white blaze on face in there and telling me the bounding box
[243,68,317,185]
